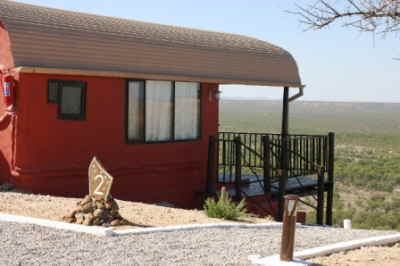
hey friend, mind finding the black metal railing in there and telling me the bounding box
[207,131,335,225]
[218,132,330,185]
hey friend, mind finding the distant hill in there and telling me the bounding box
[220,99,400,134]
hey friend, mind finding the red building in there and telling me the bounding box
[0,1,335,223]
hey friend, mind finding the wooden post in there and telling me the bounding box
[280,195,298,261]
[234,137,242,201]
[316,171,325,225]
[326,132,335,225]
[262,135,271,195]
[206,136,217,197]
[278,87,290,221]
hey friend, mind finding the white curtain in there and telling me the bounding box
[174,82,200,140]
[145,80,173,142]
[127,81,144,141]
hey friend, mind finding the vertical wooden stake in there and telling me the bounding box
[280,194,298,261]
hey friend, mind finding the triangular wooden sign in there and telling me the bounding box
[88,157,114,200]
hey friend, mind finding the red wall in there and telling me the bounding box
[0,21,14,70]
[0,73,14,184]
[8,73,219,208]
[0,21,15,184]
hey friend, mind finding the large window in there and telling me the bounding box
[48,80,86,120]
[127,80,201,143]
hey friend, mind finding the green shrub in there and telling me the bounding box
[204,187,248,220]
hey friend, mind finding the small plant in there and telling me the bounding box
[203,187,248,220]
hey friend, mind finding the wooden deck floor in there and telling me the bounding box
[220,175,329,198]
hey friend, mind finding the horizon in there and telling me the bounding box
[11,0,400,103]
[221,96,400,105]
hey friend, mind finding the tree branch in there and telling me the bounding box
[291,0,400,35]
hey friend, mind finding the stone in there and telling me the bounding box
[96,201,105,209]
[81,195,91,205]
[110,219,120,226]
[85,213,94,224]
[67,209,77,218]
[81,202,93,213]
[75,216,84,224]
[111,200,119,210]
[110,209,119,216]
[64,193,126,227]
[93,209,104,217]
[92,217,102,226]
[62,159,125,226]
[83,218,91,226]
[62,216,75,223]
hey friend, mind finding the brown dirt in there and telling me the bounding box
[0,191,271,228]
[311,243,400,266]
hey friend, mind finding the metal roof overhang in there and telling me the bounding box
[1,0,303,88]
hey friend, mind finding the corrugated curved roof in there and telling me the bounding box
[0,0,302,87]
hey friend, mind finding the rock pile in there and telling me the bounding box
[62,195,128,227]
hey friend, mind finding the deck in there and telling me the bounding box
[211,131,335,225]
[220,175,330,198]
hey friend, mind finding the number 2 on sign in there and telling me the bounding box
[94,175,105,196]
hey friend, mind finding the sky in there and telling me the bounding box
[13,0,400,103]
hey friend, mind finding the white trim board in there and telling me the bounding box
[112,222,284,236]
[249,233,400,265]
[0,213,114,236]
[295,233,400,259]
[0,213,283,237]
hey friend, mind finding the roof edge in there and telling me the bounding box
[16,67,304,88]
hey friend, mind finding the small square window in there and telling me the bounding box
[48,80,86,120]
[58,81,86,120]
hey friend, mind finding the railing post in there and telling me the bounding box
[316,171,325,225]
[234,137,242,201]
[326,132,335,225]
[278,87,290,221]
[206,135,217,197]
[262,135,271,195]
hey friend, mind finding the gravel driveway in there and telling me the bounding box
[0,221,396,266]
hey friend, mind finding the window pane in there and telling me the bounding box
[60,86,82,115]
[145,80,173,142]
[48,80,59,103]
[127,81,145,141]
[175,82,200,140]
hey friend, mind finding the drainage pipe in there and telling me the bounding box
[288,86,305,102]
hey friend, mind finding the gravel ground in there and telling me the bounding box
[0,221,397,266]
[311,243,400,266]
[0,191,269,227]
